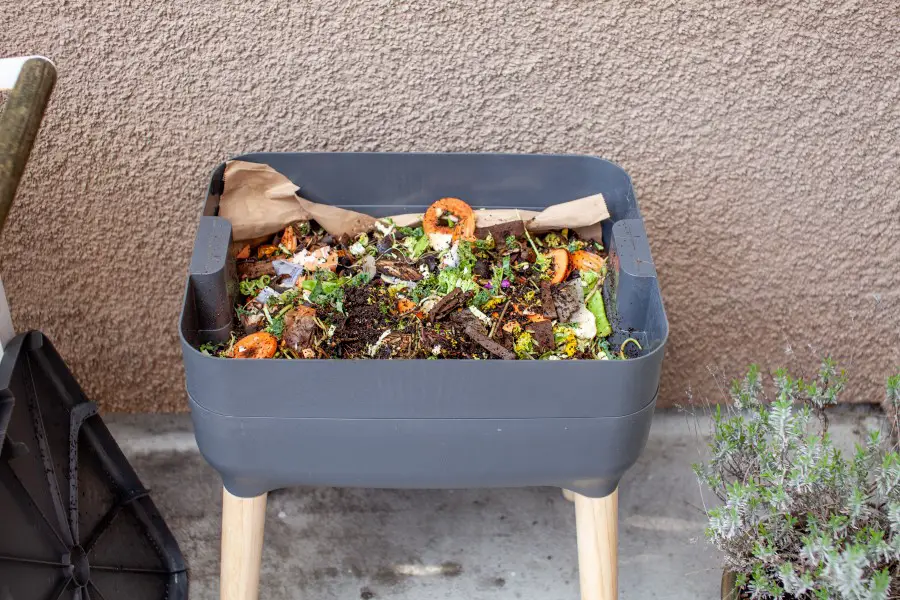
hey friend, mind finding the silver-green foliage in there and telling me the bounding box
[695,361,900,599]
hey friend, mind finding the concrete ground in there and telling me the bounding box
[105,410,881,600]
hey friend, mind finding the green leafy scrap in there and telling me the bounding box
[401,230,430,259]
[475,234,495,251]
[265,316,285,337]
[514,331,535,358]
[239,275,271,297]
[586,289,612,338]
[543,232,563,247]
[348,271,373,287]
[199,341,221,356]
[471,288,491,308]
[437,267,476,295]
[457,240,477,274]
[302,277,345,313]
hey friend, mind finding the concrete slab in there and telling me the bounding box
[105,410,880,600]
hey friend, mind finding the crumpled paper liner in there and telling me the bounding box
[220,160,610,242]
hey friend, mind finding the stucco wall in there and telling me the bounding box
[1,1,898,412]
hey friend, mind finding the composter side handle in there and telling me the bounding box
[606,219,665,346]
[0,56,57,350]
[187,216,236,343]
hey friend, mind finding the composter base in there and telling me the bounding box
[189,392,656,499]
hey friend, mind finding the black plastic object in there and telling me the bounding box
[180,153,668,499]
[0,331,187,600]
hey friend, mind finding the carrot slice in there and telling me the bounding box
[231,332,278,359]
[546,248,569,284]
[281,227,298,253]
[397,298,416,313]
[235,244,250,260]
[570,250,606,273]
[422,198,476,247]
[257,244,278,259]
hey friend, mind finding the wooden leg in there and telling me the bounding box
[574,488,618,600]
[221,488,267,600]
[562,488,576,502]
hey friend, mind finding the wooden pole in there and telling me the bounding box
[221,488,267,600]
[574,488,618,600]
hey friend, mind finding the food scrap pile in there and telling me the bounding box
[200,198,641,360]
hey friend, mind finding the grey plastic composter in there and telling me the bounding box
[179,152,668,600]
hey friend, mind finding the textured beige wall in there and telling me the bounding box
[1,1,898,412]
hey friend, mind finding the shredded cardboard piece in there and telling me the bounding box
[573,221,606,242]
[294,196,377,239]
[387,213,423,228]
[526,193,609,232]
[220,160,610,242]
[219,161,309,241]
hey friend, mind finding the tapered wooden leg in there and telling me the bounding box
[574,488,618,600]
[221,488,267,600]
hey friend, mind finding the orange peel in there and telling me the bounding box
[422,197,476,251]
[570,250,606,274]
[546,248,569,284]
[230,332,278,359]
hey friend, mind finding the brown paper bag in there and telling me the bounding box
[219,160,610,242]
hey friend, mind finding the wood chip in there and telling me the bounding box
[376,259,423,281]
[540,282,557,320]
[384,333,415,357]
[527,319,555,352]
[552,279,584,322]
[237,259,276,279]
[463,323,516,360]
[475,220,525,243]
[428,288,467,322]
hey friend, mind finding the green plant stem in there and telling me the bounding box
[517,209,546,266]
[619,337,642,359]
[584,277,603,302]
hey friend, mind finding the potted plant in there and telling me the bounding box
[695,360,900,599]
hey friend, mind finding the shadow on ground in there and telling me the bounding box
[105,410,877,599]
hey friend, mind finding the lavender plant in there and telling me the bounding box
[882,374,900,448]
[695,361,900,599]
